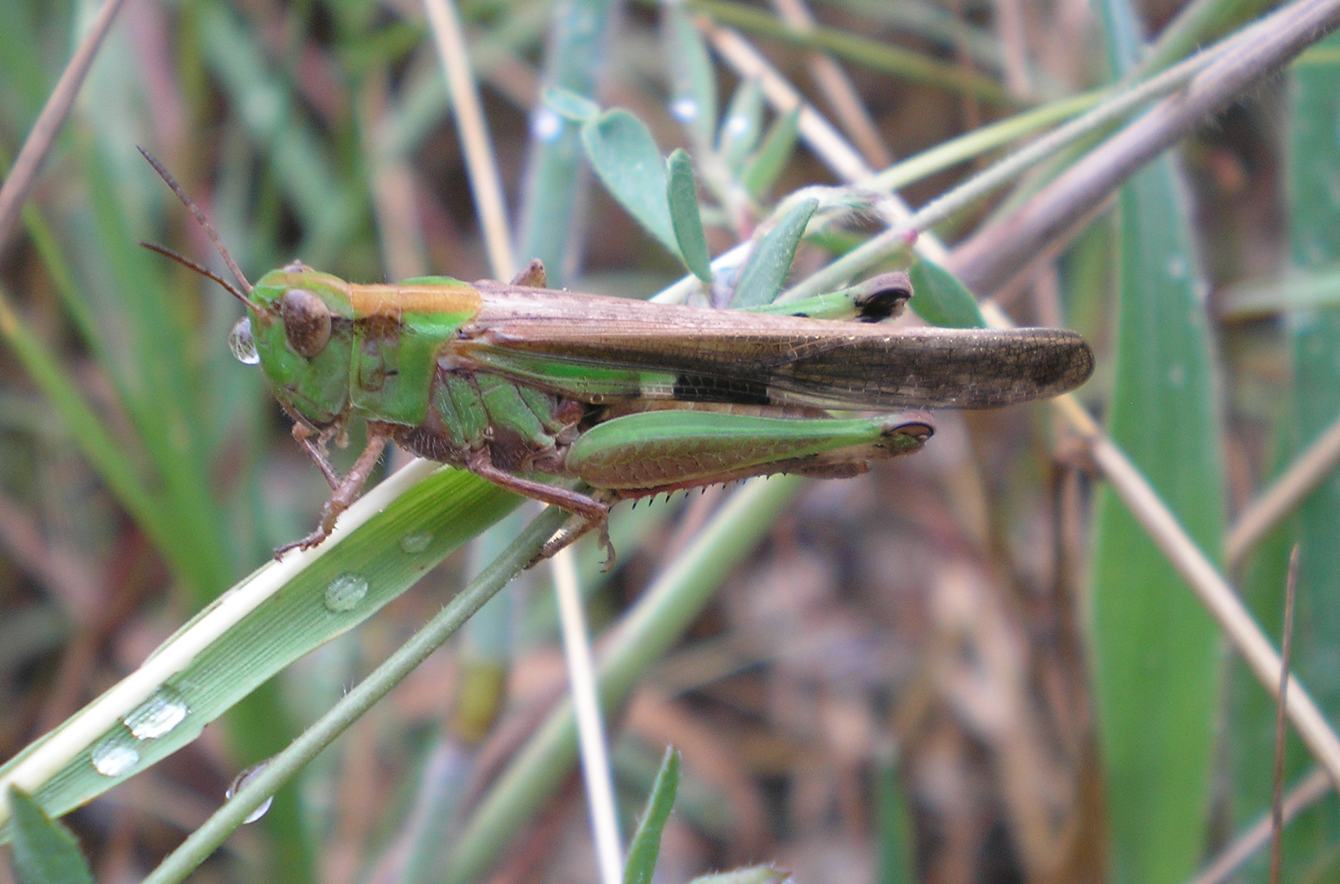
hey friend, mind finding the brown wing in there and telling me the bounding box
[453,284,1094,410]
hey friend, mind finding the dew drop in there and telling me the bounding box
[124,688,189,740]
[226,761,274,824]
[400,531,433,554]
[723,114,750,139]
[90,739,139,777]
[229,317,260,365]
[670,97,699,123]
[324,572,369,612]
[531,107,563,143]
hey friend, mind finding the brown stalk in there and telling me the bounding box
[712,0,1340,789]
[0,0,128,254]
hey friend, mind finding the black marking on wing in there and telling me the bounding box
[672,373,771,404]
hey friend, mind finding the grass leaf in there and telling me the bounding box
[0,469,520,832]
[907,258,986,328]
[717,78,763,171]
[741,107,800,200]
[542,84,600,123]
[7,787,94,884]
[662,4,718,147]
[623,747,681,884]
[581,109,679,257]
[1088,4,1225,881]
[666,150,713,282]
[728,198,817,308]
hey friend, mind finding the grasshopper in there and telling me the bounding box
[140,149,1093,561]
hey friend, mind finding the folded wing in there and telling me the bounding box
[453,285,1094,410]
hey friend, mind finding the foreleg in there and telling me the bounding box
[275,430,390,557]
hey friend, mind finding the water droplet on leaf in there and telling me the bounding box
[124,688,189,740]
[226,761,274,824]
[670,98,699,122]
[90,739,139,777]
[400,531,433,554]
[531,108,563,143]
[324,573,369,612]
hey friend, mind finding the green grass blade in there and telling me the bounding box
[741,107,799,200]
[516,0,617,285]
[0,466,521,834]
[1088,3,1225,881]
[873,749,914,883]
[907,258,986,328]
[623,746,681,884]
[6,787,94,884]
[666,149,713,282]
[662,4,718,148]
[728,197,817,308]
[581,109,679,259]
[1230,30,1340,879]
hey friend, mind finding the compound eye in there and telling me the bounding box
[280,288,332,358]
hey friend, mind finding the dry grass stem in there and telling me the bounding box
[768,0,893,167]
[1270,546,1300,884]
[0,0,128,252]
[953,0,1340,293]
[707,1,1340,791]
[1088,435,1340,786]
[1227,409,1340,569]
[423,0,516,279]
[1192,767,1333,883]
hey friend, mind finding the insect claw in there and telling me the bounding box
[598,526,617,572]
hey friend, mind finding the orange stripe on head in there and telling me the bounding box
[349,283,482,318]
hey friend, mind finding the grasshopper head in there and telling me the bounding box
[137,148,357,431]
[234,263,357,429]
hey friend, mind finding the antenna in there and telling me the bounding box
[137,146,253,296]
[139,241,254,311]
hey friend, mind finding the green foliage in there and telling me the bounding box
[717,78,764,171]
[729,198,818,308]
[1231,30,1340,880]
[582,109,679,257]
[907,258,986,328]
[542,85,600,123]
[0,1,1328,881]
[6,788,94,884]
[666,150,713,282]
[623,747,681,884]
[1089,3,1225,881]
[662,3,718,149]
[742,108,800,200]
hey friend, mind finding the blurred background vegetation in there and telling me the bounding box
[1,0,1338,881]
